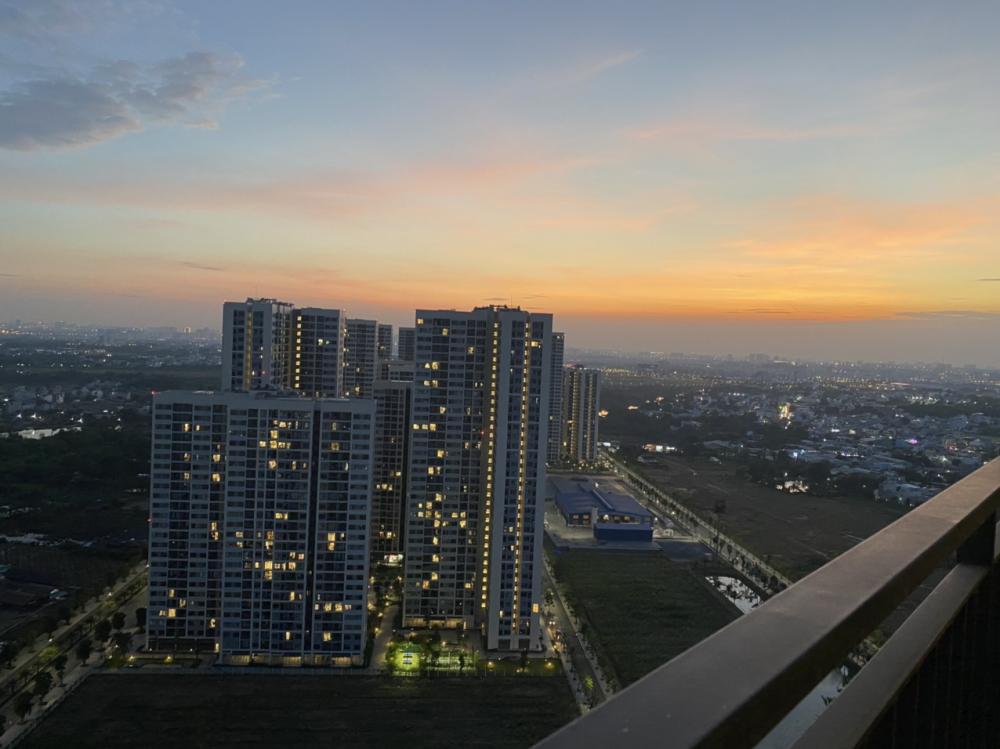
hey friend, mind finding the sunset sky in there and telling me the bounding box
[2,1,999,363]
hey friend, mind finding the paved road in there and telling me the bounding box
[602,452,793,593]
[366,604,398,673]
[1,563,147,705]
[542,564,609,707]
[0,566,148,745]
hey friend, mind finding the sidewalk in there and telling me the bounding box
[543,560,614,700]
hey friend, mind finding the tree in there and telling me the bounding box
[52,653,68,683]
[95,618,112,642]
[135,607,147,630]
[0,711,7,735]
[111,611,126,631]
[112,631,132,652]
[2,639,22,667]
[13,692,32,722]
[75,639,92,664]
[58,604,72,624]
[32,669,53,699]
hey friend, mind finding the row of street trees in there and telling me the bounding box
[6,605,143,728]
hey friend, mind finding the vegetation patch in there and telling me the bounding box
[554,550,738,685]
[25,672,578,749]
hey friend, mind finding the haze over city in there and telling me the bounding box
[2,0,1000,364]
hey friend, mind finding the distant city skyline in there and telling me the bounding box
[2,2,1000,365]
[3,306,999,368]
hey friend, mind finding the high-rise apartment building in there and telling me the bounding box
[562,365,601,464]
[397,326,415,362]
[403,306,552,652]
[222,299,295,392]
[547,332,565,464]
[147,390,374,666]
[371,379,412,564]
[292,307,345,397]
[344,318,378,398]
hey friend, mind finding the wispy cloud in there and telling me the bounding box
[627,117,873,145]
[895,310,1000,321]
[0,51,270,151]
[976,277,1000,282]
[178,260,225,272]
[567,49,642,84]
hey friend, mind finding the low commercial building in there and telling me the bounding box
[551,476,653,542]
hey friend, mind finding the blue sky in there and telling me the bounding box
[2,0,999,363]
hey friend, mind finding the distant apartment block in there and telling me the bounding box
[222,299,294,392]
[377,323,393,379]
[147,390,374,666]
[222,299,346,398]
[403,306,552,652]
[562,365,601,464]
[344,319,378,398]
[547,332,565,464]
[372,379,412,564]
[292,307,345,397]
[397,326,415,362]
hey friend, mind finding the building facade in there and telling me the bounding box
[292,307,345,398]
[547,332,565,464]
[377,323,393,379]
[222,299,295,392]
[562,365,601,464]
[147,391,374,666]
[371,379,412,564]
[402,306,552,652]
[397,326,415,362]
[344,318,378,399]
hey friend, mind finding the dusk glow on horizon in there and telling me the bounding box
[2,1,999,364]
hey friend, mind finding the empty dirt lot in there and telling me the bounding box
[631,455,905,580]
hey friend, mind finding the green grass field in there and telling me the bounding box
[554,550,738,686]
[25,672,579,748]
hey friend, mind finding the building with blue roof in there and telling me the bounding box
[550,476,654,542]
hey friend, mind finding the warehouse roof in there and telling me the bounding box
[551,476,653,522]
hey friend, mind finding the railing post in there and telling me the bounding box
[956,511,997,565]
[954,511,998,749]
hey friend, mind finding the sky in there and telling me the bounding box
[1,1,999,365]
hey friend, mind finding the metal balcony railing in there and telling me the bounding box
[534,457,1000,749]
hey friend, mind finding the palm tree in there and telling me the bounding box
[32,669,53,700]
[52,654,68,684]
[75,639,93,664]
[13,692,32,723]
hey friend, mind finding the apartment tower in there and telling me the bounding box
[397,327,415,362]
[147,391,374,665]
[292,307,345,397]
[402,306,552,651]
[222,299,294,392]
[562,365,601,464]
[344,319,378,398]
[547,332,565,464]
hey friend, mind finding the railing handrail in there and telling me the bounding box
[534,457,1000,749]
